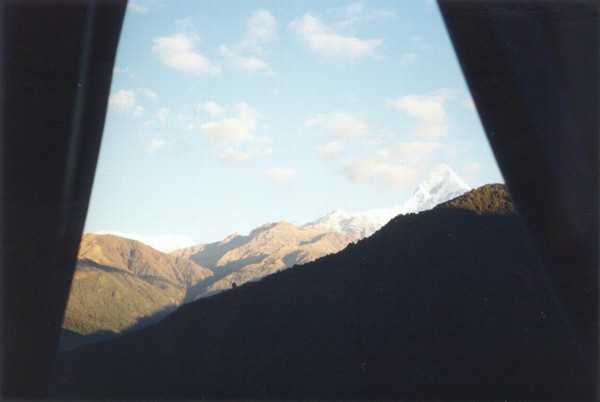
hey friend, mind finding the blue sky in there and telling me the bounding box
[83,0,503,245]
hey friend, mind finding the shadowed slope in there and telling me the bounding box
[52,185,592,400]
[61,234,213,349]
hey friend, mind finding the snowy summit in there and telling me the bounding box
[305,164,471,238]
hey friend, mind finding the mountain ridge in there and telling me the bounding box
[172,221,358,299]
[304,164,471,237]
[52,184,592,399]
[60,234,213,350]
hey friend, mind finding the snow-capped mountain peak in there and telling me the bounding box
[305,164,471,238]
[402,164,471,214]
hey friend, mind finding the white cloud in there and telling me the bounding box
[289,13,382,59]
[341,150,419,189]
[134,105,145,117]
[327,2,395,30]
[202,118,254,145]
[342,150,388,182]
[200,101,226,117]
[245,10,277,46]
[175,17,194,32]
[317,141,344,160]
[201,103,258,146]
[388,90,455,137]
[153,33,220,75]
[306,112,368,139]
[112,66,143,80]
[263,167,296,185]
[220,10,276,75]
[108,88,160,118]
[199,104,272,164]
[148,138,166,154]
[127,0,147,14]
[220,46,271,74]
[401,52,418,65]
[138,88,159,101]
[155,107,170,124]
[143,108,172,128]
[108,89,136,111]
[220,136,273,164]
[392,141,442,162]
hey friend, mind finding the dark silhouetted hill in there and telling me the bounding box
[51,185,593,400]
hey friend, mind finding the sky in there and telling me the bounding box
[83,0,504,246]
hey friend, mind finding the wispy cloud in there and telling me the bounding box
[388,90,455,137]
[327,2,395,30]
[147,137,166,154]
[138,88,159,101]
[243,10,277,48]
[112,66,144,80]
[108,89,136,111]
[155,107,169,123]
[317,141,344,160]
[338,140,445,190]
[127,0,147,14]
[392,141,442,162]
[401,52,418,65]
[289,13,382,59]
[220,46,272,74]
[153,33,220,75]
[201,103,272,163]
[220,10,276,75]
[341,150,419,189]
[109,89,155,118]
[201,103,258,146]
[220,139,273,164]
[263,167,297,185]
[199,101,226,117]
[306,112,369,140]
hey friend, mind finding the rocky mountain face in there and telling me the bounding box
[52,184,593,400]
[172,221,358,300]
[60,234,213,350]
[305,164,470,238]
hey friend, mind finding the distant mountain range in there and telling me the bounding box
[304,164,470,237]
[94,232,197,253]
[171,222,358,300]
[61,165,470,349]
[52,184,592,400]
[60,234,212,350]
[62,225,356,350]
